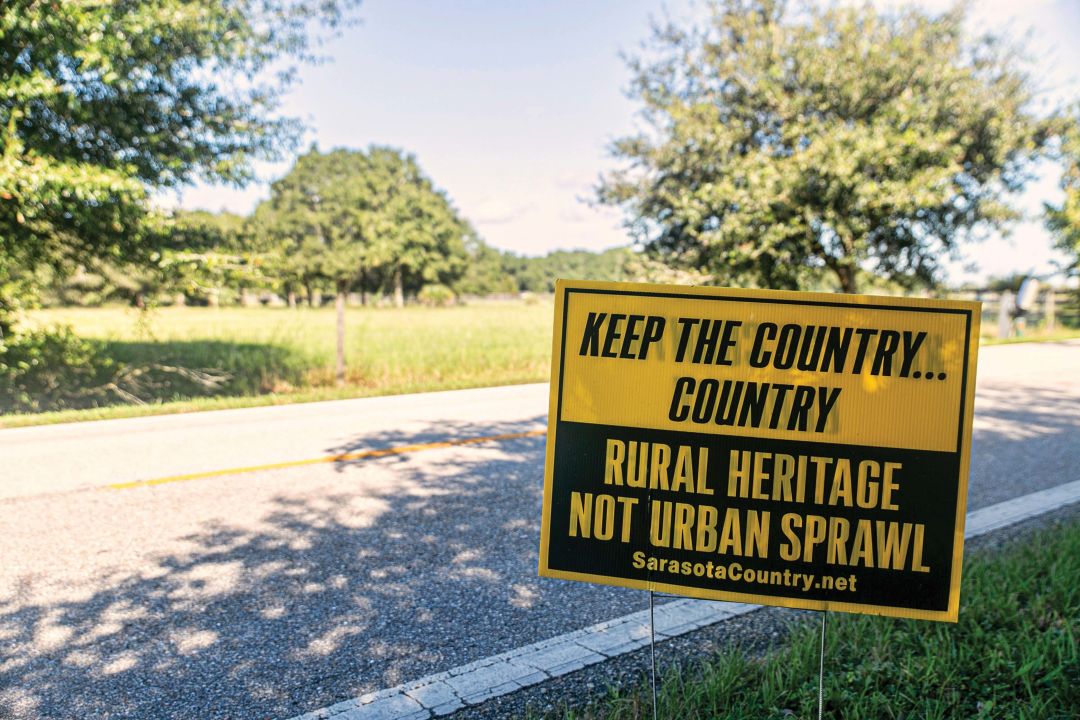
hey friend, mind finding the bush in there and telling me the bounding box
[417,283,456,307]
[0,327,119,413]
[0,327,253,414]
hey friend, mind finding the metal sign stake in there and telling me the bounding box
[817,610,828,720]
[649,590,658,720]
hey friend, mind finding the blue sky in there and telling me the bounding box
[169,0,1080,286]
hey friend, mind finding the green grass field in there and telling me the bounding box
[980,329,1080,346]
[538,519,1079,719]
[6,302,553,426]
[6,301,1077,428]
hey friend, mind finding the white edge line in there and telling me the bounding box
[286,480,1080,720]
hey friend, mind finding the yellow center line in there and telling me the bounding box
[106,428,548,491]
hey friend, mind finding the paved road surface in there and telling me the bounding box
[1,341,1078,719]
[0,386,550,499]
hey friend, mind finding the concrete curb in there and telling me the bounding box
[287,480,1080,720]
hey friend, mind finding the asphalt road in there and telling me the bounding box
[1,341,1078,719]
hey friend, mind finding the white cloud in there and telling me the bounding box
[465,198,535,226]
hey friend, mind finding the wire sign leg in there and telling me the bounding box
[649,590,658,720]
[817,610,828,720]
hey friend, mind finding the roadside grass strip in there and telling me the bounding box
[979,329,1080,346]
[556,515,1080,719]
[286,480,1080,720]
[5,304,553,427]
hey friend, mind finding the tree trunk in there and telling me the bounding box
[393,265,405,308]
[335,280,347,387]
[287,289,297,308]
[359,266,367,306]
[836,265,857,294]
[0,311,12,341]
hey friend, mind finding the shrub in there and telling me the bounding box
[0,327,118,413]
[417,283,456,307]
[0,327,247,413]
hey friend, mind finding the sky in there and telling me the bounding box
[169,0,1080,286]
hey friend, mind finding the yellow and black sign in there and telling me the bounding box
[538,280,980,621]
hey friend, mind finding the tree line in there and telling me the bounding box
[37,159,646,311]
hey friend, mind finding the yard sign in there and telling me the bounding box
[539,280,981,621]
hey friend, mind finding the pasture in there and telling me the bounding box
[10,301,553,426]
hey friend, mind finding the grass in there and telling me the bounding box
[539,519,1079,720]
[5,302,1076,428]
[3,302,553,427]
[980,328,1080,346]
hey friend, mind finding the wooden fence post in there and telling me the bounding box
[998,291,1014,339]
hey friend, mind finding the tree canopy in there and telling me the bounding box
[599,0,1059,293]
[255,145,473,305]
[0,0,358,330]
[1046,118,1080,285]
[252,145,473,382]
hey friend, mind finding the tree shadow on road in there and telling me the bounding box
[323,415,549,472]
[0,414,635,720]
[969,381,1080,507]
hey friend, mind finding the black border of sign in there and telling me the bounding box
[556,286,974,455]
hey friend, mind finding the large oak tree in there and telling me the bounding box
[599,0,1060,293]
[255,146,472,384]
